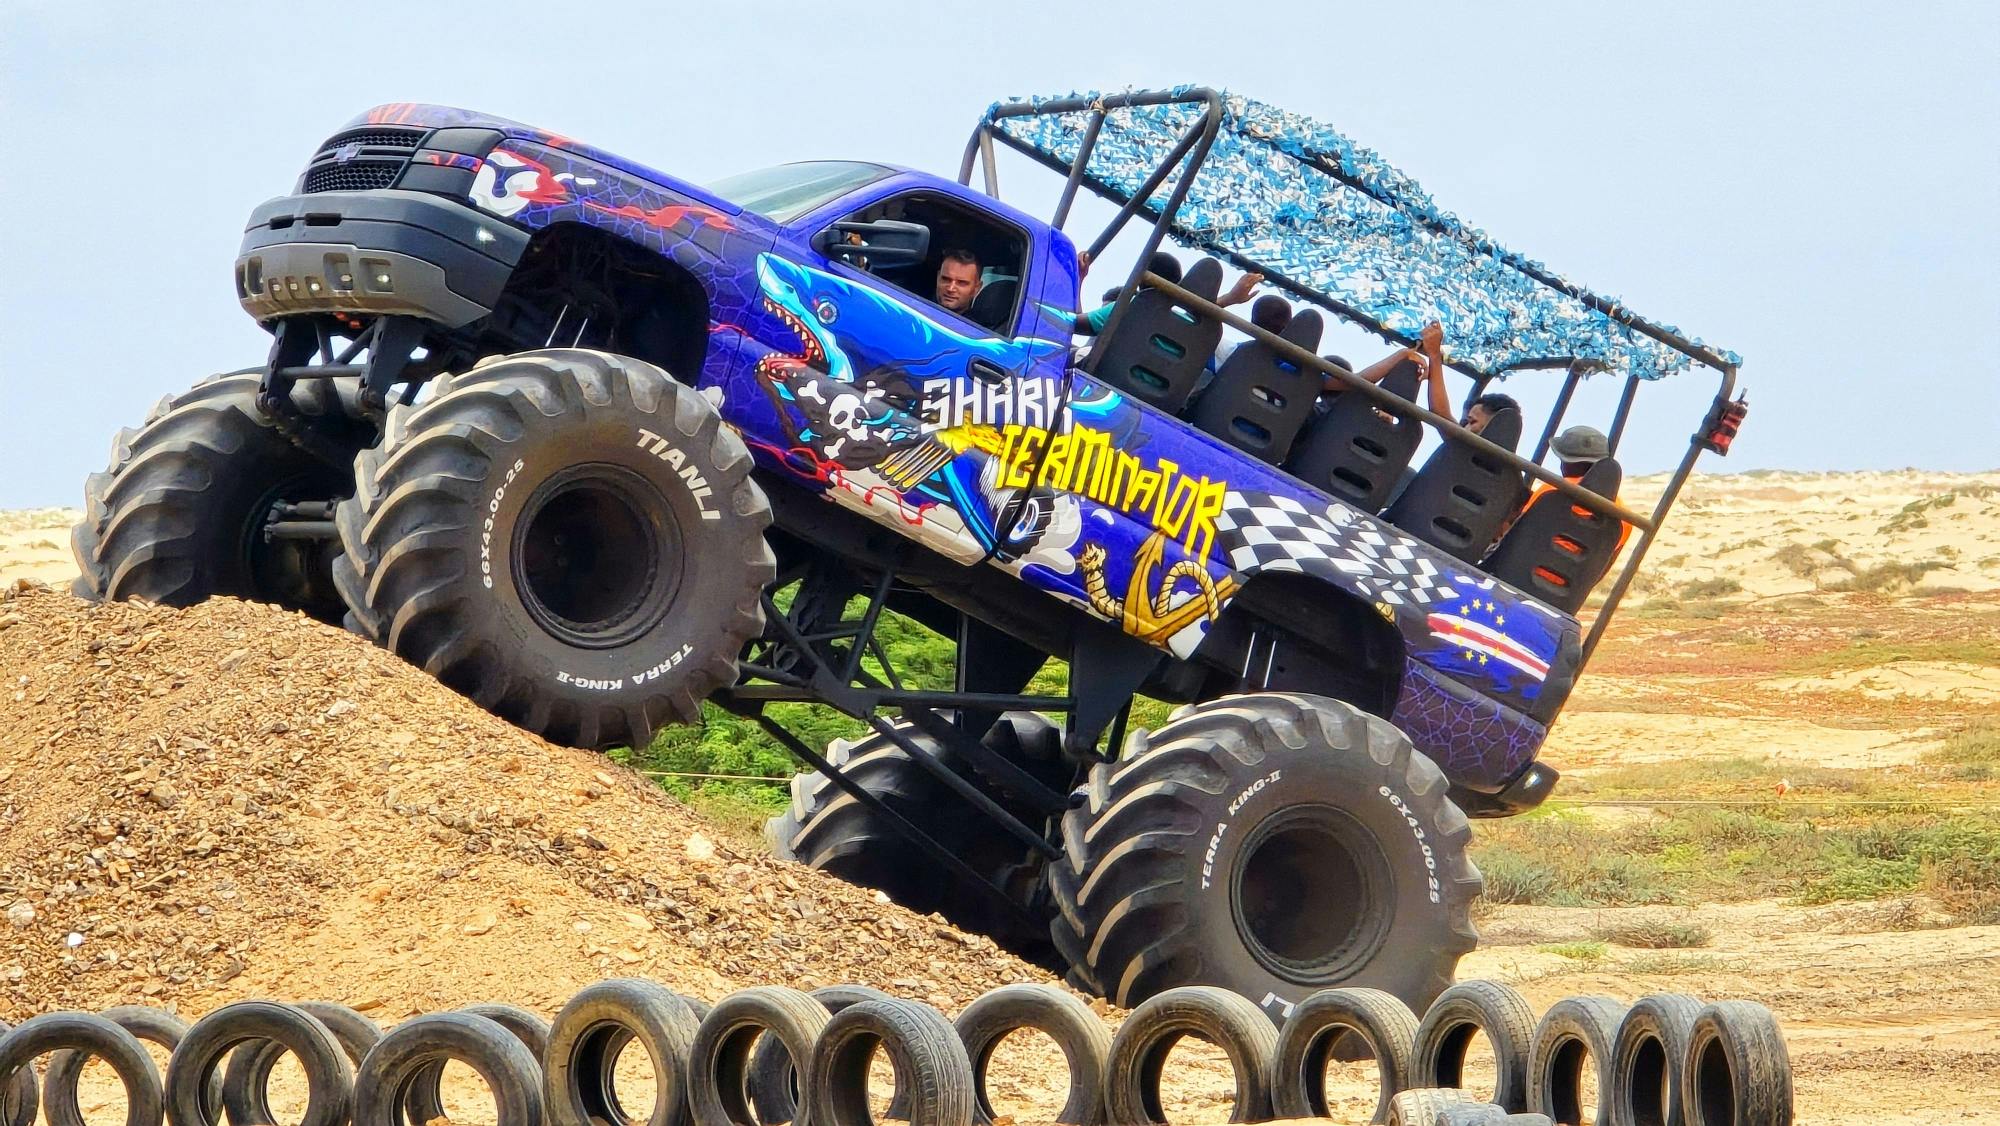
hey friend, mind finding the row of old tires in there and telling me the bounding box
[0,977,1790,1126]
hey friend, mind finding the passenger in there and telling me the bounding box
[934,249,983,314]
[1073,253,1261,335]
[1210,294,1295,368]
[1345,324,1450,511]
[1502,425,1631,552]
[1460,392,1522,436]
[1321,322,1449,418]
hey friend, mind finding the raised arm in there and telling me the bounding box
[1417,322,1451,419]
[1219,271,1264,307]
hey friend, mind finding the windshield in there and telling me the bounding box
[705,161,891,223]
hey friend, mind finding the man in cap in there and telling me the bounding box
[1510,425,1629,552]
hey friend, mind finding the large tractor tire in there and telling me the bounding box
[766,718,1066,968]
[332,349,772,750]
[1048,693,1481,1023]
[73,370,364,622]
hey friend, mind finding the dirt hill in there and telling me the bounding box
[0,584,1041,1022]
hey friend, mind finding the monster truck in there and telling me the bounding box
[72,88,1745,1020]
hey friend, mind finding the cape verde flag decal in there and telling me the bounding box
[1426,598,1550,682]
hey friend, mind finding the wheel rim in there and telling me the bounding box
[1231,805,1394,983]
[241,475,348,620]
[513,463,683,648]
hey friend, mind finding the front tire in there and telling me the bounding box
[1047,693,1481,1022]
[72,371,362,621]
[333,349,773,750]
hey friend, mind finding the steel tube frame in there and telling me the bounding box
[1531,365,1587,464]
[965,89,1742,669]
[1147,270,1739,664]
[1606,374,1642,455]
[1147,274,1655,531]
[1051,108,1107,228]
[723,570,1067,860]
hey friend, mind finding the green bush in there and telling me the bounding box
[1679,577,1743,598]
[1475,845,1564,904]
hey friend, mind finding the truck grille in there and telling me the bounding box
[300,126,427,194]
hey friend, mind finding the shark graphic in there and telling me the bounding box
[751,253,1127,557]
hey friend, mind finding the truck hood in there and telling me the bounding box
[348,103,741,216]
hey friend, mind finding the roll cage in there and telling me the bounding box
[958,86,1746,665]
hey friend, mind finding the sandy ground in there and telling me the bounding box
[15,470,2000,1123]
[0,509,76,587]
[1619,469,2000,596]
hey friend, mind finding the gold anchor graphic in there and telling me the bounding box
[1080,533,1239,644]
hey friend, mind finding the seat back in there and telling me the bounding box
[1187,310,1325,462]
[1284,358,1424,512]
[1382,407,1526,561]
[967,277,1018,332]
[1486,457,1626,611]
[1085,257,1225,413]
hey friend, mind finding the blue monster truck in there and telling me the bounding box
[72,88,1744,1020]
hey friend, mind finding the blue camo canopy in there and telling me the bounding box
[988,89,1739,381]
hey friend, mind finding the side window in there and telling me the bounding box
[825,192,1028,336]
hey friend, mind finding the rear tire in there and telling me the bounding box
[333,350,772,750]
[73,371,363,621]
[1047,692,1481,1022]
[765,722,1058,965]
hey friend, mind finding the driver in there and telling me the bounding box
[934,249,982,314]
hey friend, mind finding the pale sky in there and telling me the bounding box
[2,0,1993,509]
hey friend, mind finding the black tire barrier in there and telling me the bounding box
[1682,1001,1792,1126]
[747,983,897,1125]
[543,978,699,1126]
[169,1002,353,1126]
[221,1001,380,1126]
[1271,987,1420,1123]
[403,1004,552,1126]
[44,1006,220,1126]
[1413,979,1538,1112]
[1527,995,1626,1126]
[0,1019,38,1126]
[953,983,1110,1126]
[1103,985,1278,1124]
[353,1013,543,1126]
[808,998,973,1126]
[1609,993,1703,1126]
[1389,1086,1500,1125]
[11,980,1799,1126]
[1432,1108,1558,1126]
[0,1014,162,1126]
[686,986,830,1126]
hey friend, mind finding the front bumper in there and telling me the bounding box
[1454,760,1561,818]
[235,189,529,328]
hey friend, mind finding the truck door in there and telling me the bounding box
[746,187,1070,563]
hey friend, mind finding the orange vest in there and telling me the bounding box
[1528,476,1632,554]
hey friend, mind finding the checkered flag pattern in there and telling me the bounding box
[1212,490,1463,607]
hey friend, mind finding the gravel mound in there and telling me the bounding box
[0,583,1041,1021]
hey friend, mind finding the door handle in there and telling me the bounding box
[969,359,1009,386]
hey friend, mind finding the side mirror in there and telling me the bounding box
[814,219,930,269]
